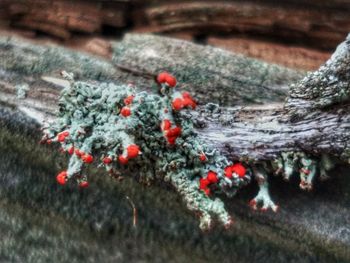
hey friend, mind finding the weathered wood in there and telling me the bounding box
[133,1,350,50]
[112,34,304,106]
[1,33,348,163]
[0,34,303,106]
[196,35,350,162]
[207,37,331,70]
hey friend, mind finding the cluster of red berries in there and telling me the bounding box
[199,153,207,162]
[161,119,182,145]
[157,72,177,87]
[199,163,247,195]
[120,94,135,117]
[172,92,197,111]
[199,171,219,195]
[56,170,89,188]
[56,144,141,187]
[224,163,246,179]
[118,144,141,165]
[57,130,70,142]
[74,148,94,163]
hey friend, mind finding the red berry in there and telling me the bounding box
[182,92,196,109]
[182,92,191,99]
[68,146,74,155]
[172,98,184,111]
[199,178,210,189]
[124,95,135,105]
[47,139,52,145]
[165,74,177,87]
[224,166,233,178]
[57,134,66,142]
[127,144,140,159]
[166,127,181,137]
[56,171,67,185]
[103,157,113,164]
[57,131,69,142]
[79,181,89,188]
[120,107,131,117]
[207,171,219,183]
[199,153,207,162]
[161,119,171,131]
[167,136,177,145]
[183,98,195,109]
[82,154,94,164]
[157,72,168,84]
[231,163,246,178]
[75,149,84,157]
[118,155,128,165]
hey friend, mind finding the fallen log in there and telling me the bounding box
[112,34,304,106]
[1,33,348,260]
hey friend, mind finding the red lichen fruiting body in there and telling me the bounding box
[199,153,207,162]
[172,98,184,111]
[57,134,66,142]
[165,126,182,145]
[157,72,168,84]
[224,166,233,178]
[103,156,113,164]
[167,136,177,145]
[182,92,197,109]
[79,181,89,188]
[118,155,129,165]
[199,178,210,189]
[207,171,219,183]
[127,144,140,159]
[57,131,70,142]
[124,95,135,105]
[82,154,94,164]
[166,127,182,137]
[165,74,177,87]
[231,163,246,178]
[157,72,177,87]
[56,171,67,185]
[161,119,172,131]
[68,146,74,155]
[75,149,84,158]
[120,107,131,117]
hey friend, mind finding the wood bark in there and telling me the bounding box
[0,33,349,164]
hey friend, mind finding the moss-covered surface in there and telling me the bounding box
[1,106,350,262]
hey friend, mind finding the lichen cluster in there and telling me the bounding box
[42,72,251,230]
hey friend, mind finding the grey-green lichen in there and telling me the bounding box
[42,73,251,230]
[42,72,342,230]
[15,83,30,99]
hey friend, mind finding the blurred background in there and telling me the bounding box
[1,0,348,70]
